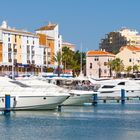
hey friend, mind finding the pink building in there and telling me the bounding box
[86,50,115,78]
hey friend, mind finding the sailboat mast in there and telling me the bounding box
[80,43,82,74]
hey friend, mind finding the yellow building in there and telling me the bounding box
[116,46,140,71]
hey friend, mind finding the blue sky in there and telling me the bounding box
[0,0,140,51]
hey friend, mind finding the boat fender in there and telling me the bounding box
[14,96,19,102]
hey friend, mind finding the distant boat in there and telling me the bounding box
[0,76,70,110]
[91,79,140,97]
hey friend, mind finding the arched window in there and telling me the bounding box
[90,63,92,69]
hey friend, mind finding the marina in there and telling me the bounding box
[0,104,140,140]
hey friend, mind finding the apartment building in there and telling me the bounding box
[119,28,140,46]
[36,22,62,66]
[62,42,75,51]
[0,21,44,75]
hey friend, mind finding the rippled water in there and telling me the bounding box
[0,103,140,140]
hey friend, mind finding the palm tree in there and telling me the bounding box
[54,51,62,77]
[107,60,113,77]
[70,59,80,77]
[125,66,132,77]
[133,64,139,72]
[62,46,74,72]
[109,58,124,78]
[133,64,139,78]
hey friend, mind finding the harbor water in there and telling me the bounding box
[0,103,140,140]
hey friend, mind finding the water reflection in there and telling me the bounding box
[0,104,140,140]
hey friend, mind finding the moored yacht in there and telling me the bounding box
[0,76,70,110]
[93,79,140,97]
[45,76,99,105]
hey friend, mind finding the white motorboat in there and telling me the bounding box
[94,79,140,97]
[45,76,99,106]
[0,76,70,110]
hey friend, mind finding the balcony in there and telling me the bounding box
[27,50,30,54]
[14,48,17,53]
[8,48,12,52]
[27,60,30,64]
[9,59,12,62]
[14,59,17,64]
[32,60,35,64]
[32,50,35,55]
[44,61,46,64]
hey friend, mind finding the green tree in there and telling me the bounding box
[109,58,124,78]
[125,66,132,77]
[70,59,80,77]
[62,46,74,71]
[133,64,139,72]
[54,51,62,77]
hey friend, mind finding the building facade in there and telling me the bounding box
[62,42,75,51]
[86,50,115,78]
[36,22,62,67]
[119,28,140,47]
[0,21,44,75]
[116,46,140,72]
[99,28,140,54]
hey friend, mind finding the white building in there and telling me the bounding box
[0,21,44,75]
[36,22,62,65]
[119,28,140,47]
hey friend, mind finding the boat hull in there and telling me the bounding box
[0,95,69,110]
[62,90,94,105]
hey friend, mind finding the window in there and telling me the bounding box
[94,57,99,61]
[129,58,132,62]
[15,35,17,42]
[8,43,11,48]
[118,82,125,85]
[90,63,92,69]
[8,37,10,42]
[102,85,115,88]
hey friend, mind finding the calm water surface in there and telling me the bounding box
[0,103,140,140]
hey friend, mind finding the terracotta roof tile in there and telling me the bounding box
[120,46,140,51]
[87,50,115,56]
[36,23,57,31]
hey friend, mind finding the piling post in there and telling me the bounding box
[58,105,61,112]
[4,94,11,115]
[103,99,106,103]
[121,89,125,104]
[93,94,98,106]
